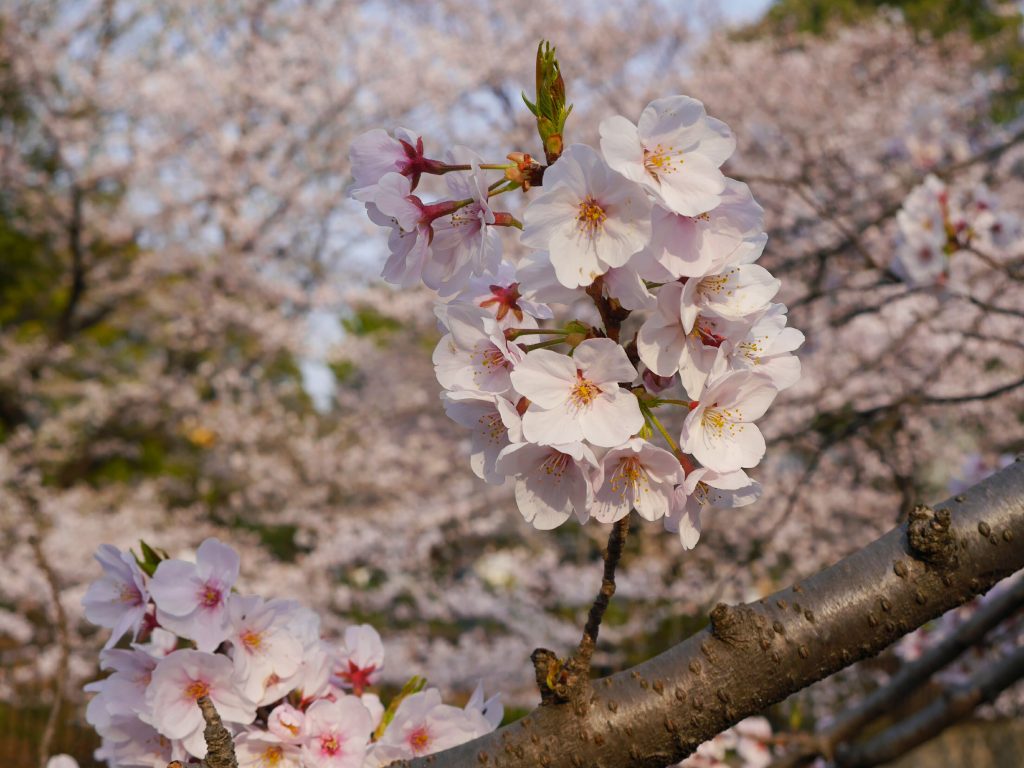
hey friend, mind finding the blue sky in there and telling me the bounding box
[722,0,774,22]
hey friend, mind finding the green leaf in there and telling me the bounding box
[134,539,166,577]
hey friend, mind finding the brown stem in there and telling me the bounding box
[394,459,1024,768]
[836,642,1024,768]
[196,696,238,768]
[577,517,631,666]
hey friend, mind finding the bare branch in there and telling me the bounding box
[836,643,1024,768]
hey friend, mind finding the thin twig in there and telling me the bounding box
[577,518,630,667]
[28,498,70,768]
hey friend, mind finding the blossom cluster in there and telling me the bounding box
[82,539,501,767]
[893,174,1021,286]
[352,95,802,547]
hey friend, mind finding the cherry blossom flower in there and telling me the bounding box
[511,337,643,448]
[365,688,492,767]
[600,95,735,216]
[637,281,750,398]
[364,172,434,287]
[235,730,303,768]
[261,599,333,703]
[465,681,504,730]
[665,467,762,549]
[143,649,256,758]
[349,127,426,197]
[515,250,587,306]
[680,263,781,333]
[447,262,553,329]
[94,648,158,721]
[425,148,501,294]
[591,438,685,523]
[300,697,373,768]
[494,441,602,529]
[332,624,384,696]
[268,703,305,742]
[148,538,239,652]
[727,303,804,391]
[442,392,523,484]
[637,179,766,279]
[893,174,952,286]
[521,143,651,288]
[227,595,304,706]
[433,305,524,395]
[82,544,150,649]
[679,367,778,473]
[94,716,185,768]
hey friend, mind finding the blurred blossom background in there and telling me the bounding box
[1,0,1023,765]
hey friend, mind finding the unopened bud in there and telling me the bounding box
[565,332,587,348]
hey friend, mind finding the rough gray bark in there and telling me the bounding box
[393,459,1024,768]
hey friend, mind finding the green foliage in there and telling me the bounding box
[342,305,403,339]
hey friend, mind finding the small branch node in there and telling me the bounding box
[908,505,958,568]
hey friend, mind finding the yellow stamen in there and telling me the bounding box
[576,196,607,239]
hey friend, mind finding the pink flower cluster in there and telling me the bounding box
[353,95,802,548]
[893,174,1021,286]
[82,539,501,767]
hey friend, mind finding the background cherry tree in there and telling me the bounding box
[1,1,1023,767]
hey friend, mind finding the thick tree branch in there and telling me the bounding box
[394,460,1024,768]
[828,572,1024,746]
[771,564,1024,767]
[836,642,1024,768]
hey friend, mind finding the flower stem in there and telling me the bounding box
[641,402,679,453]
[506,328,569,339]
[655,398,696,408]
[523,338,566,351]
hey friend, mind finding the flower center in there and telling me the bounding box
[737,336,765,363]
[539,451,570,480]
[198,581,223,609]
[408,726,432,754]
[696,270,734,299]
[643,144,682,178]
[479,282,524,322]
[700,404,742,438]
[320,733,343,757]
[610,457,647,499]
[240,628,263,652]
[569,371,601,411]
[185,680,210,700]
[120,583,143,605]
[690,318,727,348]
[478,410,506,444]
[340,660,376,695]
[479,345,509,372]
[576,196,607,239]
[259,745,284,767]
